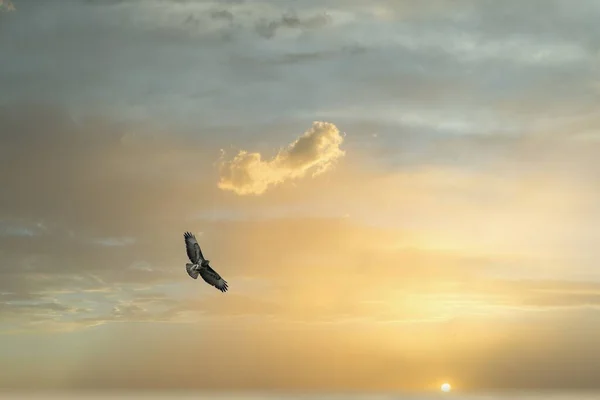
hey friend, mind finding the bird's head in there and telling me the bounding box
[202,259,210,267]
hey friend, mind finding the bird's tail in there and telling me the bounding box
[186,263,199,279]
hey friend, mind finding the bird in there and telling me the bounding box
[183,231,228,292]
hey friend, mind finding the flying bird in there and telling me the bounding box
[183,231,228,292]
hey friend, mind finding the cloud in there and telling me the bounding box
[0,219,46,237]
[2,104,600,336]
[2,0,597,133]
[3,1,600,391]
[209,9,234,22]
[218,121,345,195]
[0,0,15,12]
[255,10,332,39]
[0,101,600,390]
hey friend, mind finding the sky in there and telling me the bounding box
[2,0,600,393]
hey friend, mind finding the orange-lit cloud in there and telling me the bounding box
[218,121,345,195]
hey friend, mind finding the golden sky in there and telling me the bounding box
[2,0,600,393]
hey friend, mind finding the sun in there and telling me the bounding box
[441,383,451,393]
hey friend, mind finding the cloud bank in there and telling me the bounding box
[218,121,345,195]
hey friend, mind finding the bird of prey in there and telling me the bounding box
[183,232,228,292]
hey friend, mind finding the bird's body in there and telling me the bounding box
[183,232,228,292]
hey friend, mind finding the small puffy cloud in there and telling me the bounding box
[218,121,345,195]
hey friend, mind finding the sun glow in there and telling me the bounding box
[441,383,451,392]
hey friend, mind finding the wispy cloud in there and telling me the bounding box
[0,220,46,237]
[218,121,345,195]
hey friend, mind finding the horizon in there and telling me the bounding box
[2,0,600,394]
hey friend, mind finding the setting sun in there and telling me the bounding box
[441,383,451,392]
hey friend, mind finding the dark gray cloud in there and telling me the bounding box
[209,9,233,21]
[2,0,598,132]
[254,10,331,39]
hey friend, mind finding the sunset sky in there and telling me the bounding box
[2,0,600,393]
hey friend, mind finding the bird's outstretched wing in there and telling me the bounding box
[183,232,204,264]
[199,265,228,292]
[185,263,199,279]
